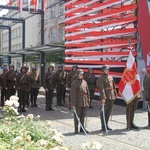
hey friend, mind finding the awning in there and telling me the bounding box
[1,44,65,57]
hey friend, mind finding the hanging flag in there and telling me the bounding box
[31,0,35,5]
[18,0,23,11]
[9,0,12,5]
[28,0,31,11]
[34,0,39,12]
[44,0,47,12]
[118,51,141,104]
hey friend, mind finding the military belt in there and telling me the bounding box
[78,92,87,96]
[105,87,113,90]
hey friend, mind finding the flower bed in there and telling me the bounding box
[0,96,102,150]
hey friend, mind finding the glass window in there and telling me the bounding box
[58,27,64,42]
[14,29,16,38]
[50,28,56,43]
[51,6,56,19]
[59,4,65,15]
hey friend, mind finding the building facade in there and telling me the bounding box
[0,0,65,69]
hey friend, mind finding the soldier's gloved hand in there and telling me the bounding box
[71,106,76,109]
[45,88,48,92]
[101,99,106,104]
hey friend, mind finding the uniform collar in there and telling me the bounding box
[102,73,108,78]
[77,77,82,83]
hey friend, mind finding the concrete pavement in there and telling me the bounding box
[25,95,150,150]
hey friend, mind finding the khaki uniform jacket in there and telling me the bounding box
[97,74,116,101]
[144,75,150,99]
[4,70,17,89]
[67,71,77,88]
[84,72,96,91]
[29,72,40,89]
[55,70,67,86]
[16,73,30,91]
[0,73,6,88]
[44,71,56,90]
[71,78,90,107]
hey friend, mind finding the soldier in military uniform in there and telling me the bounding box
[126,94,141,130]
[0,68,8,106]
[84,68,96,108]
[140,68,149,109]
[29,67,40,107]
[25,66,30,107]
[16,66,30,112]
[71,69,90,134]
[97,65,116,131]
[55,64,67,106]
[144,75,150,127]
[44,65,56,111]
[4,65,17,100]
[67,65,78,108]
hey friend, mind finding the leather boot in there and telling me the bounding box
[80,116,89,133]
[130,123,139,129]
[34,98,38,107]
[74,115,78,134]
[30,98,34,107]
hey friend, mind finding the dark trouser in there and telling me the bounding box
[6,88,16,100]
[56,85,65,106]
[147,100,150,126]
[1,88,6,106]
[63,88,66,103]
[89,90,95,107]
[31,88,39,106]
[18,90,27,111]
[74,107,87,132]
[100,99,115,129]
[126,98,139,127]
[45,90,53,110]
[26,92,30,106]
[148,112,150,126]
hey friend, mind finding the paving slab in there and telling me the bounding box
[24,95,150,150]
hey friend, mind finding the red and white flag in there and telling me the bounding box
[31,0,35,5]
[8,0,12,5]
[18,0,23,11]
[34,0,39,12]
[118,51,141,104]
[44,0,47,12]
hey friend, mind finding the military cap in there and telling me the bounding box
[89,68,93,71]
[58,64,63,68]
[31,67,36,71]
[3,67,8,71]
[77,69,84,76]
[72,64,78,69]
[21,66,26,70]
[25,66,29,69]
[9,64,14,68]
[48,65,54,70]
[101,65,109,72]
